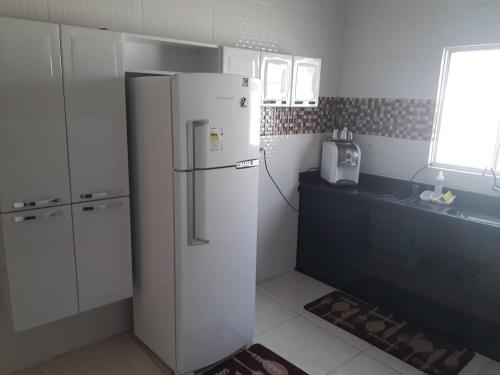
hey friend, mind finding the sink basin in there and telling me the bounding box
[446,208,500,227]
[357,185,399,195]
[348,174,420,202]
[356,185,417,202]
[399,197,451,213]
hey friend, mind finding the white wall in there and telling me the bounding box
[339,0,500,196]
[258,133,329,281]
[339,0,500,99]
[0,1,346,372]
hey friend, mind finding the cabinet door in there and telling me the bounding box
[61,25,129,203]
[222,47,260,78]
[291,56,321,107]
[260,52,292,107]
[1,206,78,331]
[0,17,71,213]
[72,197,132,312]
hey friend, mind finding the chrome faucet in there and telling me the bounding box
[483,167,500,192]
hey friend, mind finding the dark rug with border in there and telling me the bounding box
[202,343,308,375]
[305,290,474,375]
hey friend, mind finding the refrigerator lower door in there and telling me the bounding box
[173,166,258,373]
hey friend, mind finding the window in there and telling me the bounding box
[430,45,500,173]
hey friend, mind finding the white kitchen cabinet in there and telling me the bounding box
[1,205,78,331]
[260,52,293,107]
[72,197,132,312]
[61,25,129,203]
[0,17,71,213]
[222,47,261,78]
[125,34,220,75]
[291,56,322,107]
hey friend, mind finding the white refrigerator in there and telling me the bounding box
[129,73,261,374]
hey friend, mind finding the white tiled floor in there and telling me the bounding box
[12,270,500,375]
[10,335,167,375]
[255,270,500,375]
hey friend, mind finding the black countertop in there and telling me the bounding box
[299,171,500,228]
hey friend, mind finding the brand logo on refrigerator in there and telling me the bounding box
[242,77,249,87]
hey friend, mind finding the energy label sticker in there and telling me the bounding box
[210,128,224,151]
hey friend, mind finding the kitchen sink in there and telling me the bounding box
[446,208,500,227]
[356,185,417,201]
[399,199,500,226]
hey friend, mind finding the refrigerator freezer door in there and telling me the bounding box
[172,73,260,171]
[173,166,258,373]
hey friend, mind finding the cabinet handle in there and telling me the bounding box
[14,210,60,223]
[13,197,59,209]
[82,201,123,212]
[294,100,315,105]
[80,191,110,200]
[263,100,276,104]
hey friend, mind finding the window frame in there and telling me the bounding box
[429,43,500,174]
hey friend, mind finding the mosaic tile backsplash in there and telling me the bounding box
[260,97,436,141]
[261,97,336,136]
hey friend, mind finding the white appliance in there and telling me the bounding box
[321,139,361,185]
[128,73,261,374]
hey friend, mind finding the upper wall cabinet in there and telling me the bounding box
[260,52,293,107]
[222,47,261,78]
[0,17,71,213]
[61,25,129,203]
[124,34,220,75]
[291,56,322,107]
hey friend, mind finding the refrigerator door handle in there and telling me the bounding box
[186,119,210,246]
[186,119,210,170]
[187,171,209,247]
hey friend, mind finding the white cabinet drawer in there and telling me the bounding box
[61,25,129,203]
[291,56,321,107]
[0,17,71,213]
[1,205,78,331]
[72,197,132,312]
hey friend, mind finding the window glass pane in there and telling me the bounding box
[435,48,500,170]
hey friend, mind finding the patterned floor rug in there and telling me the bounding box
[305,290,475,375]
[202,344,308,375]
